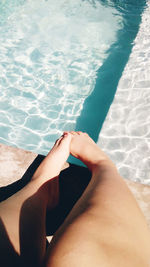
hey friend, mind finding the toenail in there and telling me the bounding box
[63,132,68,137]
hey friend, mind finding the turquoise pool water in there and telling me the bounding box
[0,0,147,155]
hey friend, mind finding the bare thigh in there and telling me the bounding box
[45,164,150,267]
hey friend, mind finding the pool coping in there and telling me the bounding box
[0,143,150,228]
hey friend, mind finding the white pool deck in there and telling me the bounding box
[98,1,150,185]
[0,2,150,228]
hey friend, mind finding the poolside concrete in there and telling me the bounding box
[98,2,150,185]
[0,143,150,228]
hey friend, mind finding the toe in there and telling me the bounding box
[63,131,69,135]
[61,132,72,143]
[77,131,88,136]
[77,131,83,135]
[70,131,78,135]
[55,136,63,146]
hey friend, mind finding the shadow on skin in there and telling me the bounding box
[0,155,92,266]
[19,177,59,267]
[0,177,59,267]
[0,218,21,267]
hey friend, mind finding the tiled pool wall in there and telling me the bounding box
[98,1,150,185]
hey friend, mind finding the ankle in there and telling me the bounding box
[91,159,117,173]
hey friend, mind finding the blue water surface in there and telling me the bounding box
[0,0,147,157]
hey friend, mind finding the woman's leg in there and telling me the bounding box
[45,132,150,267]
[0,133,72,267]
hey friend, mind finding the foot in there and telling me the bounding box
[68,131,113,171]
[32,132,72,183]
[31,132,72,209]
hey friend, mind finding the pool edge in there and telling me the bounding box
[0,143,150,228]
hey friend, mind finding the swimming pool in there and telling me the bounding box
[0,0,149,183]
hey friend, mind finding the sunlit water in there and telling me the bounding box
[0,0,122,154]
[0,0,149,185]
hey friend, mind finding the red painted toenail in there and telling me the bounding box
[63,132,68,137]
